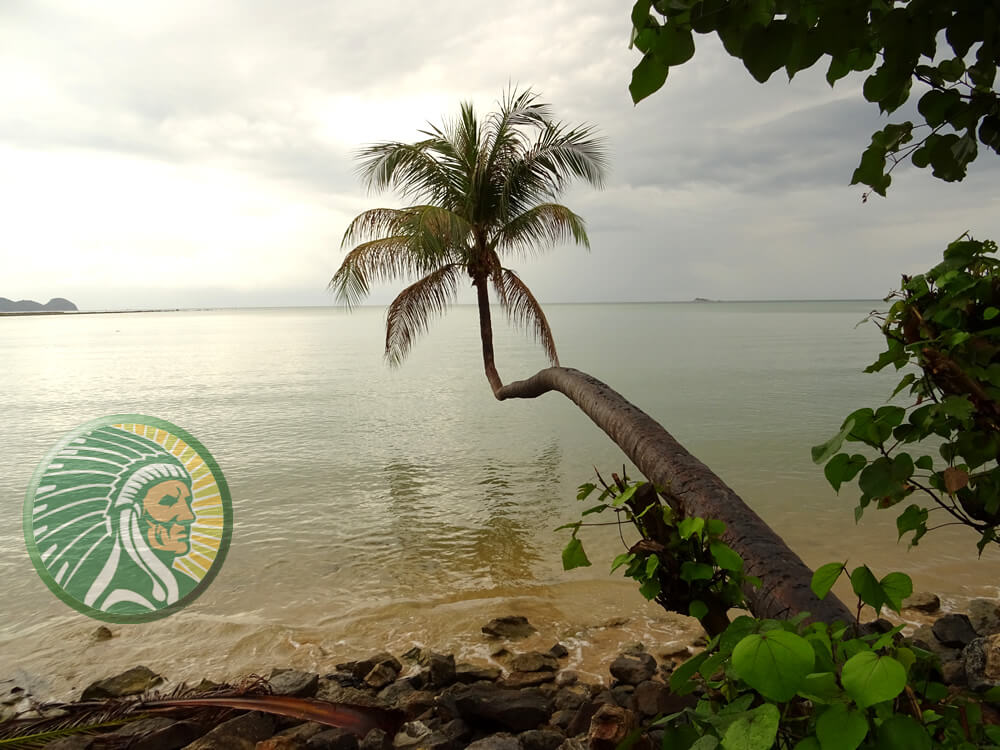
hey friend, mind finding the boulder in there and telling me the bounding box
[184,711,275,750]
[455,663,502,684]
[270,669,320,697]
[609,653,657,685]
[968,599,1000,636]
[903,592,941,613]
[588,704,637,750]
[503,671,556,689]
[933,614,979,648]
[519,729,566,750]
[482,616,537,640]
[306,728,358,749]
[439,683,550,732]
[80,665,163,700]
[963,633,1000,691]
[465,736,521,750]
[510,652,559,673]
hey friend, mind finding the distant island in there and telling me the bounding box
[692,297,715,303]
[0,297,78,313]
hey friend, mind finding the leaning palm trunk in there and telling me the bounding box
[495,367,854,624]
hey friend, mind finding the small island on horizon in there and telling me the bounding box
[0,297,78,314]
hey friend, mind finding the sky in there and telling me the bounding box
[1,0,998,309]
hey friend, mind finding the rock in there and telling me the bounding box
[270,669,320,697]
[557,741,586,750]
[128,720,206,750]
[963,634,1000,691]
[968,599,1000,636]
[418,652,456,688]
[631,681,673,717]
[455,663,502,683]
[609,653,657,685]
[503,671,556,689]
[259,737,308,750]
[92,625,113,641]
[510,652,559,673]
[340,653,402,682]
[401,647,423,662]
[440,683,550,732]
[908,625,962,663]
[588,704,637,750]
[482,616,537,640]
[465,735,521,750]
[316,682,385,709]
[547,644,569,659]
[359,728,388,750]
[277,722,329,742]
[933,614,979,648]
[565,701,602,737]
[378,678,417,707]
[184,711,275,750]
[366,663,400,690]
[519,729,565,750]
[555,671,578,688]
[903,591,941,613]
[610,684,634,706]
[392,721,433,748]
[306,729,360,750]
[941,658,968,687]
[553,685,589,712]
[398,689,436,719]
[80,665,164,700]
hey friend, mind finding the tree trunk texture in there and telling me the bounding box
[472,274,504,395]
[496,366,853,623]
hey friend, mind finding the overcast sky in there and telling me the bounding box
[2,0,998,309]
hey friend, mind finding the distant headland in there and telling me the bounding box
[0,297,78,313]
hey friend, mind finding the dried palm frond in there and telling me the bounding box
[385,264,462,366]
[493,267,559,366]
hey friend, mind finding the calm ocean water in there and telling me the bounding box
[2,302,998,696]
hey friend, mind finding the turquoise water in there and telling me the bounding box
[1,302,997,695]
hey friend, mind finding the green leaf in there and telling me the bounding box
[653,24,696,66]
[824,453,866,492]
[639,577,661,600]
[576,482,597,500]
[876,715,931,750]
[681,561,715,582]
[816,703,869,750]
[710,541,743,572]
[793,739,820,750]
[689,599,709,620]
[811,562,845,600]
[561,538,591,570]
[720,703,779,750]
[670,651,710,695]
[611,552,634,573]
[849,565,884,613]
[812,418,856,464]
[690,736,721,750]
[798,671,843,703]
[841,652,907,708]
[731,630,815,702]
[878,572,912,613]
[678,516,705,540]
[985,307,999,321]
[742,21,795,83]
[612,483,639,507]
[630,53,669,103]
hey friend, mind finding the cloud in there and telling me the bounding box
[0,0,996,308]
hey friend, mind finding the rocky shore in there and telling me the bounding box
[3,600,999,750]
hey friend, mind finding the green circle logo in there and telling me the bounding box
[23,415,233,623]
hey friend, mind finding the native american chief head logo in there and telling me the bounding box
[24,416,232,623]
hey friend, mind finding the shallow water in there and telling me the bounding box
[1,302,997,698]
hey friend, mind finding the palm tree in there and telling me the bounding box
[330,90,854,626]
[329,88,607,395]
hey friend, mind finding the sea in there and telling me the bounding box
[2,302,998,698]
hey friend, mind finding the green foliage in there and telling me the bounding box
[562,470,753,632]
[814,235,1000,552]
[657,562,996,749]
[629,0,1000,196]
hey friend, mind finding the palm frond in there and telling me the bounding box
[492,267,559,366]
[354,141,459,207]
[141,695,401,738]
[499,121,608,219]
[332,207,472,308]
[491,203,590,259]
[385,264,463,366]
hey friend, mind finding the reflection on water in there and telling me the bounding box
[1,303,998,697]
